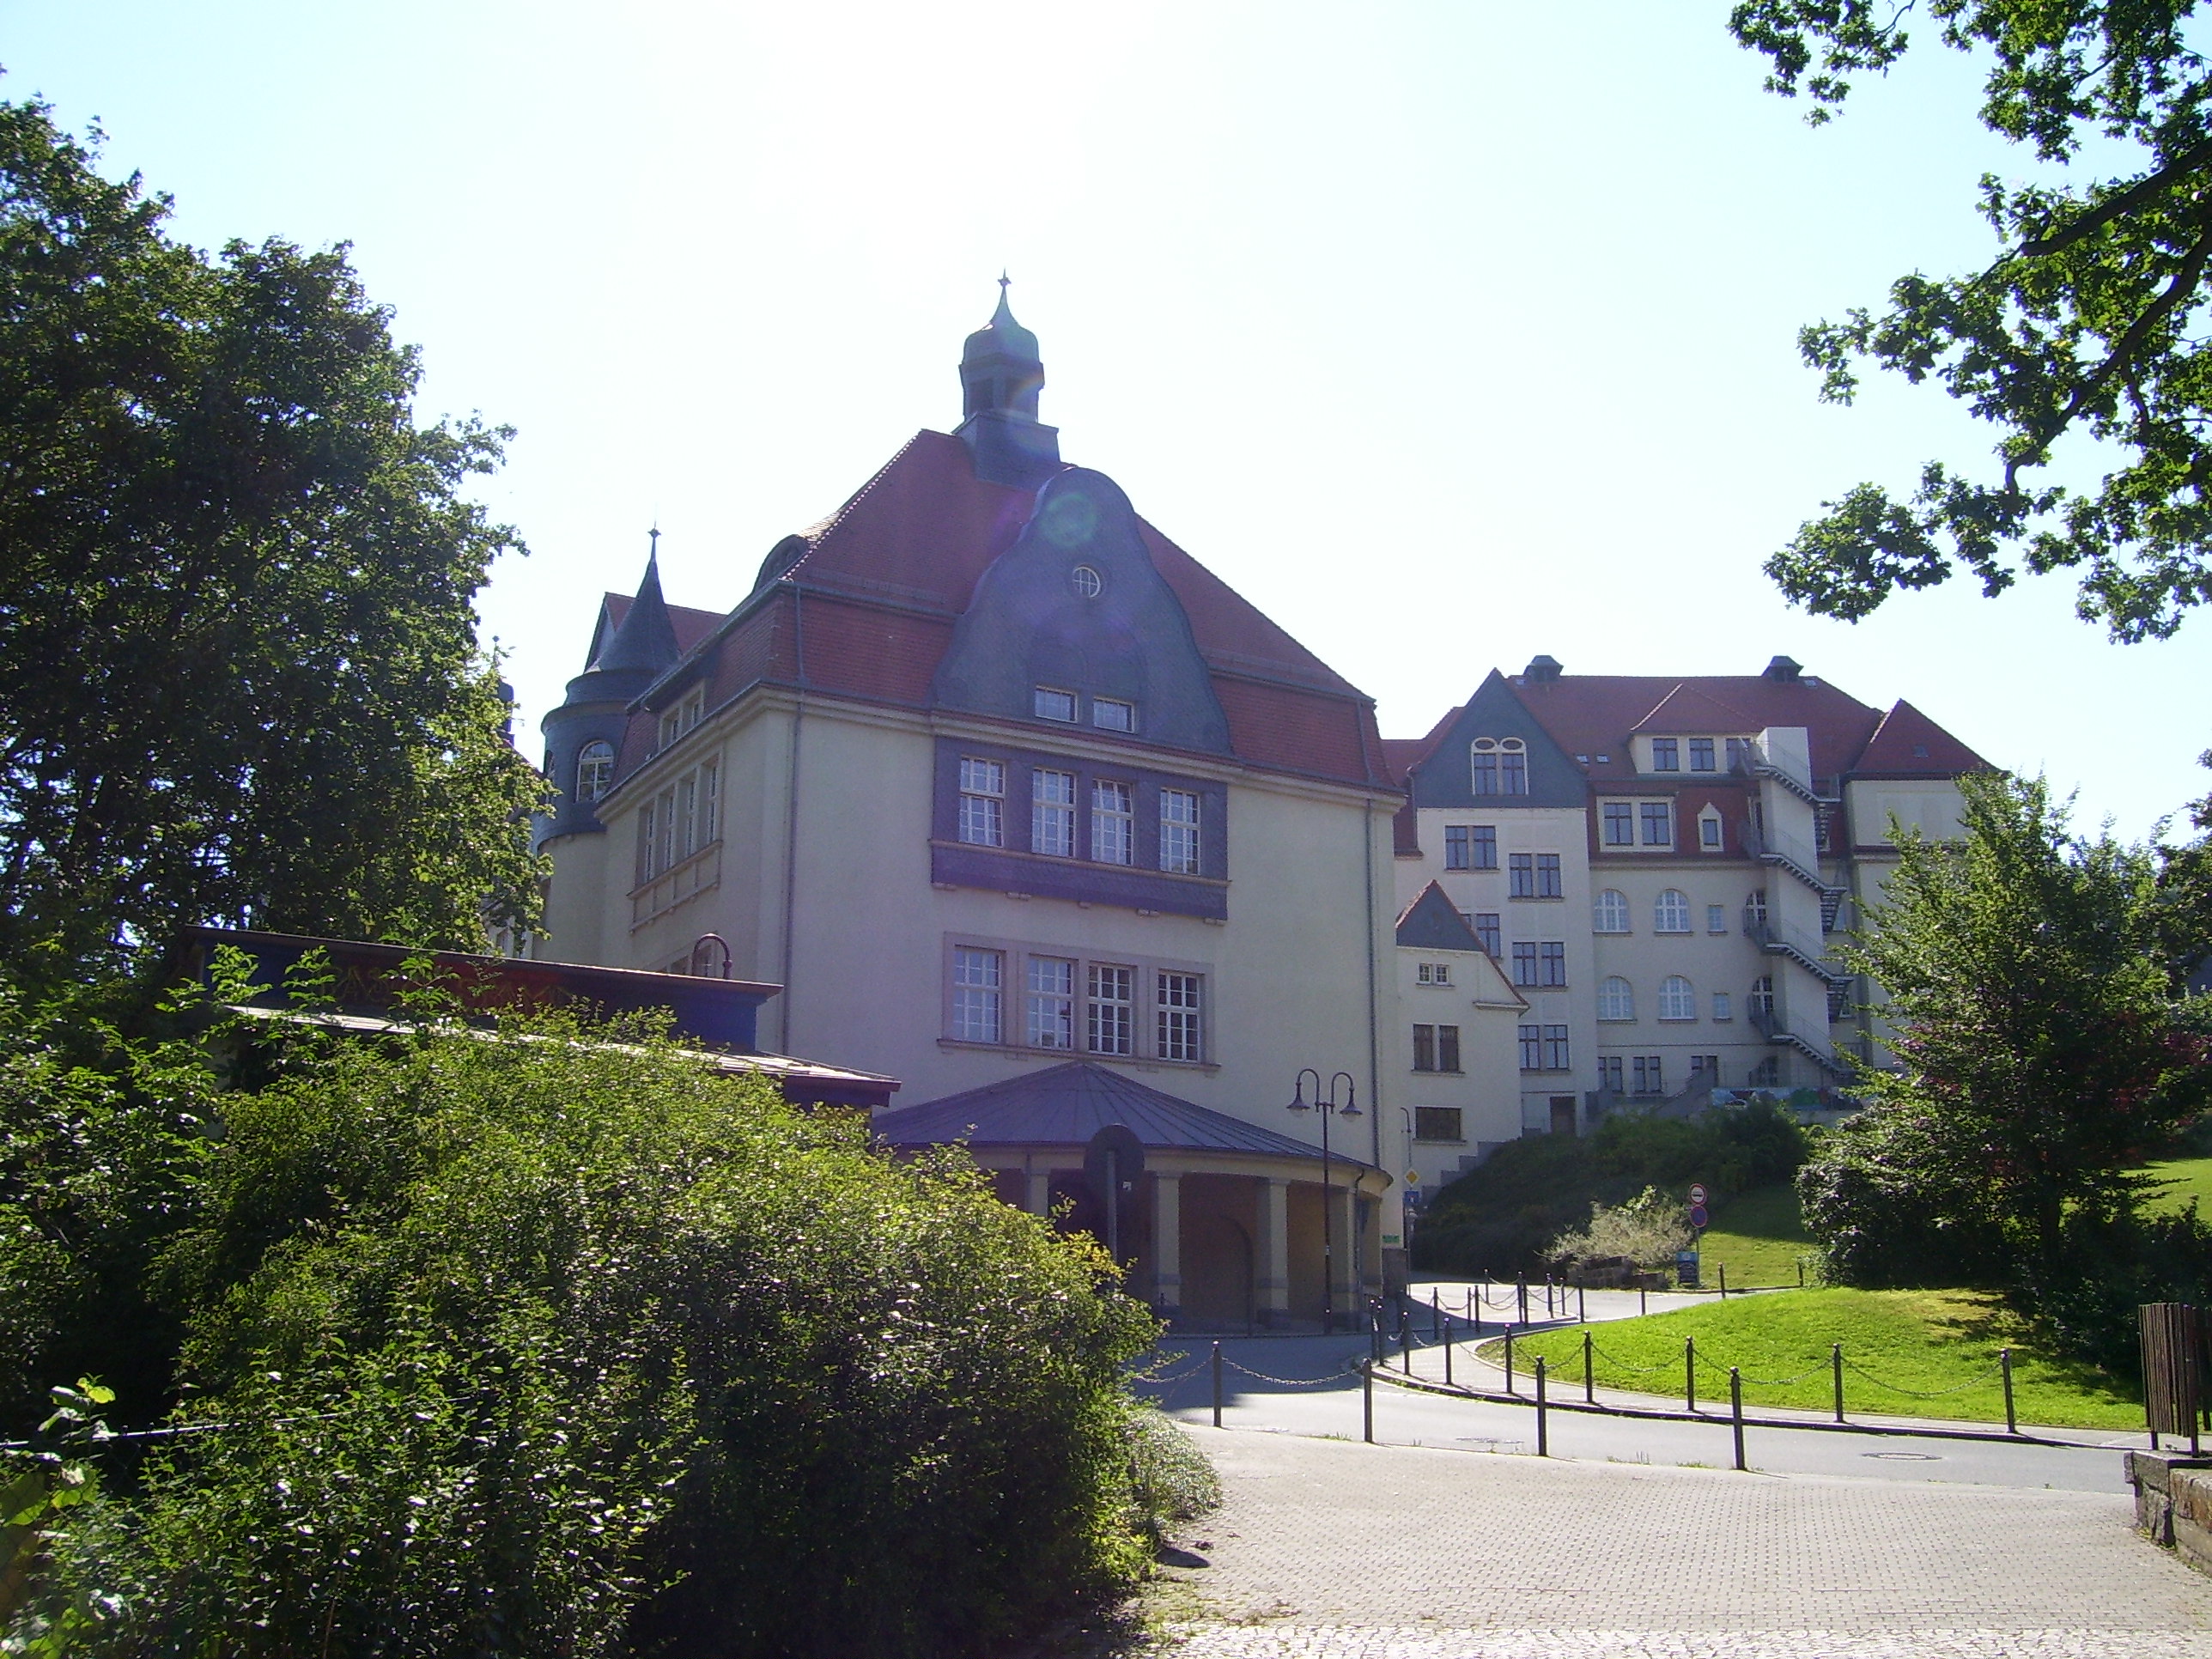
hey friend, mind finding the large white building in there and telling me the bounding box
[529,293,1986,1316]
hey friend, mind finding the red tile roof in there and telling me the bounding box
[1856,698,1992,775]
[1629,683,1761,737]
[1509,674,1889,787]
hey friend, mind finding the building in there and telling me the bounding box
[1385,655,1987,1196]
[532,290,1403,1325]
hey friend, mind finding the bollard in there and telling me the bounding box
[1402,1316,1413,1376]
[1547,1276,1557,1317]
[1212,1340,1224,1429]
[1639,1283,1648,1317]
[1470,1289,1481,1337]
[1583,1328,1595,1404]
[1686,1335,1697,1413]
[1398,1304,1412,1358]
[1363,1359,1373,1443]
[1730,1367,1746,1471]
[1798,1259,1806,1288]
[2001,1346,2016,1436]
[1504,1324,1516,1395]
[1444,1316,1455,1387]
[1518,1279,1529,1325]
[1535,1356,1549,1456]
[1832,1342,1844,1423]
[1431,1290,1441,1343]
[1370,1307,1382,1365]
[1719,1264,1729,1298]
[1577,1282,1586,1324]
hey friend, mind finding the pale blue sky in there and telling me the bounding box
[8,1,2204,836]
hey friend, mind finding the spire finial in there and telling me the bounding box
[647,522,660,563]
[999,270,1010,295]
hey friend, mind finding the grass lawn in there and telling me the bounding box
[1694,1182,1814,1289]
[1477,1286,2145,1431]
[2145,1156,2212,1215]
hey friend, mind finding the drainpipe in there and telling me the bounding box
[777,581,807,1053]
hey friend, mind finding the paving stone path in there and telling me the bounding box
[1149,1425,2212,1657]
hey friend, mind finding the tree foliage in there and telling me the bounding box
[0,95,545,985]
[3,981,1163,1656]
[1730,1,2212,639]
[1801,770,2212,1288]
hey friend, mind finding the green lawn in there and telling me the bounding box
[1479,1286,2145,1431]
[1694,1182,1814,1289]
[2145,1156,2212,1215]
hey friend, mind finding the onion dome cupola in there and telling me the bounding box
[956,276,1061,489]
[535,535,682,848]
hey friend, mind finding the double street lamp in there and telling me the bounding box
[1287,1068,1360,1334]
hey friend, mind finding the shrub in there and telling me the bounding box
[1795,1102,2010,1290]
[1547,1185,1692,1269]
[1121,1401,1220,1547]
[7,999,1164,1658]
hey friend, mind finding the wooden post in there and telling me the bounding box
[1730,1367,1746,1471]
[1719,1263,1729,1298]
[1577,1283,1587,1323]
[1832,1342,1844,1423]
[1686,1335,1697,1413]
[1583,1328,1595,1404]
[1363,1358,1373,1443]
[1211,1341,1223,1429]
[1504,1325,1516,1395]
[1444,1316,1454,1388]
[1431,1290,1441,1342]
[1535,1356,1549,1456]
[2002,1346,2017,1436]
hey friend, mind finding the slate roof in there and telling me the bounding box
[872,1060,1371,1168]
[597,591,726,662]
[1395,881,1486,952]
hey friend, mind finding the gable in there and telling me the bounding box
[1408,670,1586,809]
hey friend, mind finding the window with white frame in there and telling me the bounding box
[951,947,1003,1043]
[1658,975,1697,1020]
[657,690,704,751]
[957,757,1005,847]
[1033,687,1078,722]
[1698,809,1724,850]
[1088,964,1133,1055]
[1712,991,1734,1021]
[1032,768,1076,857]
[1092,697,1137,732]
[1417,962,1453,985]
[635,756,720,882]
[1027,956,1074,1048]
[1471,738,1528,795]
[1655,889,1691,933]
[1746,889,1769,927]
[1706,902,1729,934]
[574,740,615,804]
[1091,780,1133,864]
[1157,971,1203,1061]
[1159,788,1201,875]
[1601,801,1635,846]
[1748,975,1775,1018]
[1594,889,1630,933]
[1597,976,1635,1021]
[1640,801,1674,846]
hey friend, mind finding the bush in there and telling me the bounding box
[2015,1207,2212,1382]
[1795,1103,2011,1290]
[6,996,1164,1658]
[1121,1401,1220,1547]
[1414,1101,1812,1277]
[1547,1185,1692,1269]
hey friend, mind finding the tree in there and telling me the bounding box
[1811,770,2211,1281]
[0,95,545,986]
[1730,2,2212,640]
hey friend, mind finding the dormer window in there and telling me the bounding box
[1471,738,1528,795]
[1092,697,1136,732]
[1651,738,1680,772]
[1698,807,1724,850]
[574,740,615,804]
[1689,738,1716,772]
[1033,687,1078,722]
[659,690,704,750]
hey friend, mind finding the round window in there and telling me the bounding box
[1069,564,1103,599]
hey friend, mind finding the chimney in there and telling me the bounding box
[1523,654,1564,683]
[1762,655,1802,682]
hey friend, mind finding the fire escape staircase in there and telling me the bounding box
[1749,1007,1854,1079]
[1741,821,1847,926]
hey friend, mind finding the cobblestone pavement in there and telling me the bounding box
[1148,1425,2212,1657]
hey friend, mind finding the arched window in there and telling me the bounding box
[1658,975,1697,1021]
[1748,975,1775,1018]
[1592,889,1630,933]
[1654,889,1691,933]
[1597,976,1635,1021]
[575,740,615,804]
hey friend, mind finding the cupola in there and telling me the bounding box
[955,276,1061,488]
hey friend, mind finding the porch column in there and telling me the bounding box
[1152,1174,1182,1322]
[1257,1176,1291,1326]
[1025,1167,1052,1218]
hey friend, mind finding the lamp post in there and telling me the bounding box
[1288,1068,1361,1334]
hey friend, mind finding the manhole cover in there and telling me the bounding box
[1863,1450,1941,1460]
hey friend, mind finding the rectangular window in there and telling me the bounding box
[1599,1055,1625,1093]
[1418,962,1451,986]
[1092,697,1136,732]
[1444,824,1469,870]
[1517,1024,1543,1070]
[1700,814,1724,849]
[1031,768,1076,857]
[1652,738,1680,772]
[656,786,677,876]
[1690,1054,1719,1080]
[1543,1025,1571,1070]
[699,760,719,848]
[958,757,1005,847]
[1510,853,1534,897]
[1632,1054,1662,1095]
[1159,788,1201,875]
[1689,738,1716,772]
[951,947,1003,1043]
[1091,780,1133,865]
[1473,751,1498,794]
[1033,687,1077,722]
[1711,992,1733,1022]
[1540,941,1566,987]
[1474,913,1501,957]
[1156,970,1203,1062]
[1639,802,1673,847]
[1537,854,1563,897]
[1413,1024,1437,1073]
[677,774,698,861]
[1437,1024,1462,1073]
[1510,941,1538,987]
[1087,964,1133,1055]
[1706,903,1728,934]
[1414,1106,1464,1142]
[636,799,659,882]
[1602,801,1634,845]
[1026,956,1074,1049]
[1470,825,1497,868]
[1501,750,1528,793]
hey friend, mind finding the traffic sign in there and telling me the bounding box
[1688,1203,1711,1230]
[1688,1182,1709,1206]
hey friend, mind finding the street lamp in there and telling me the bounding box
[1287,1068,1361,1334]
